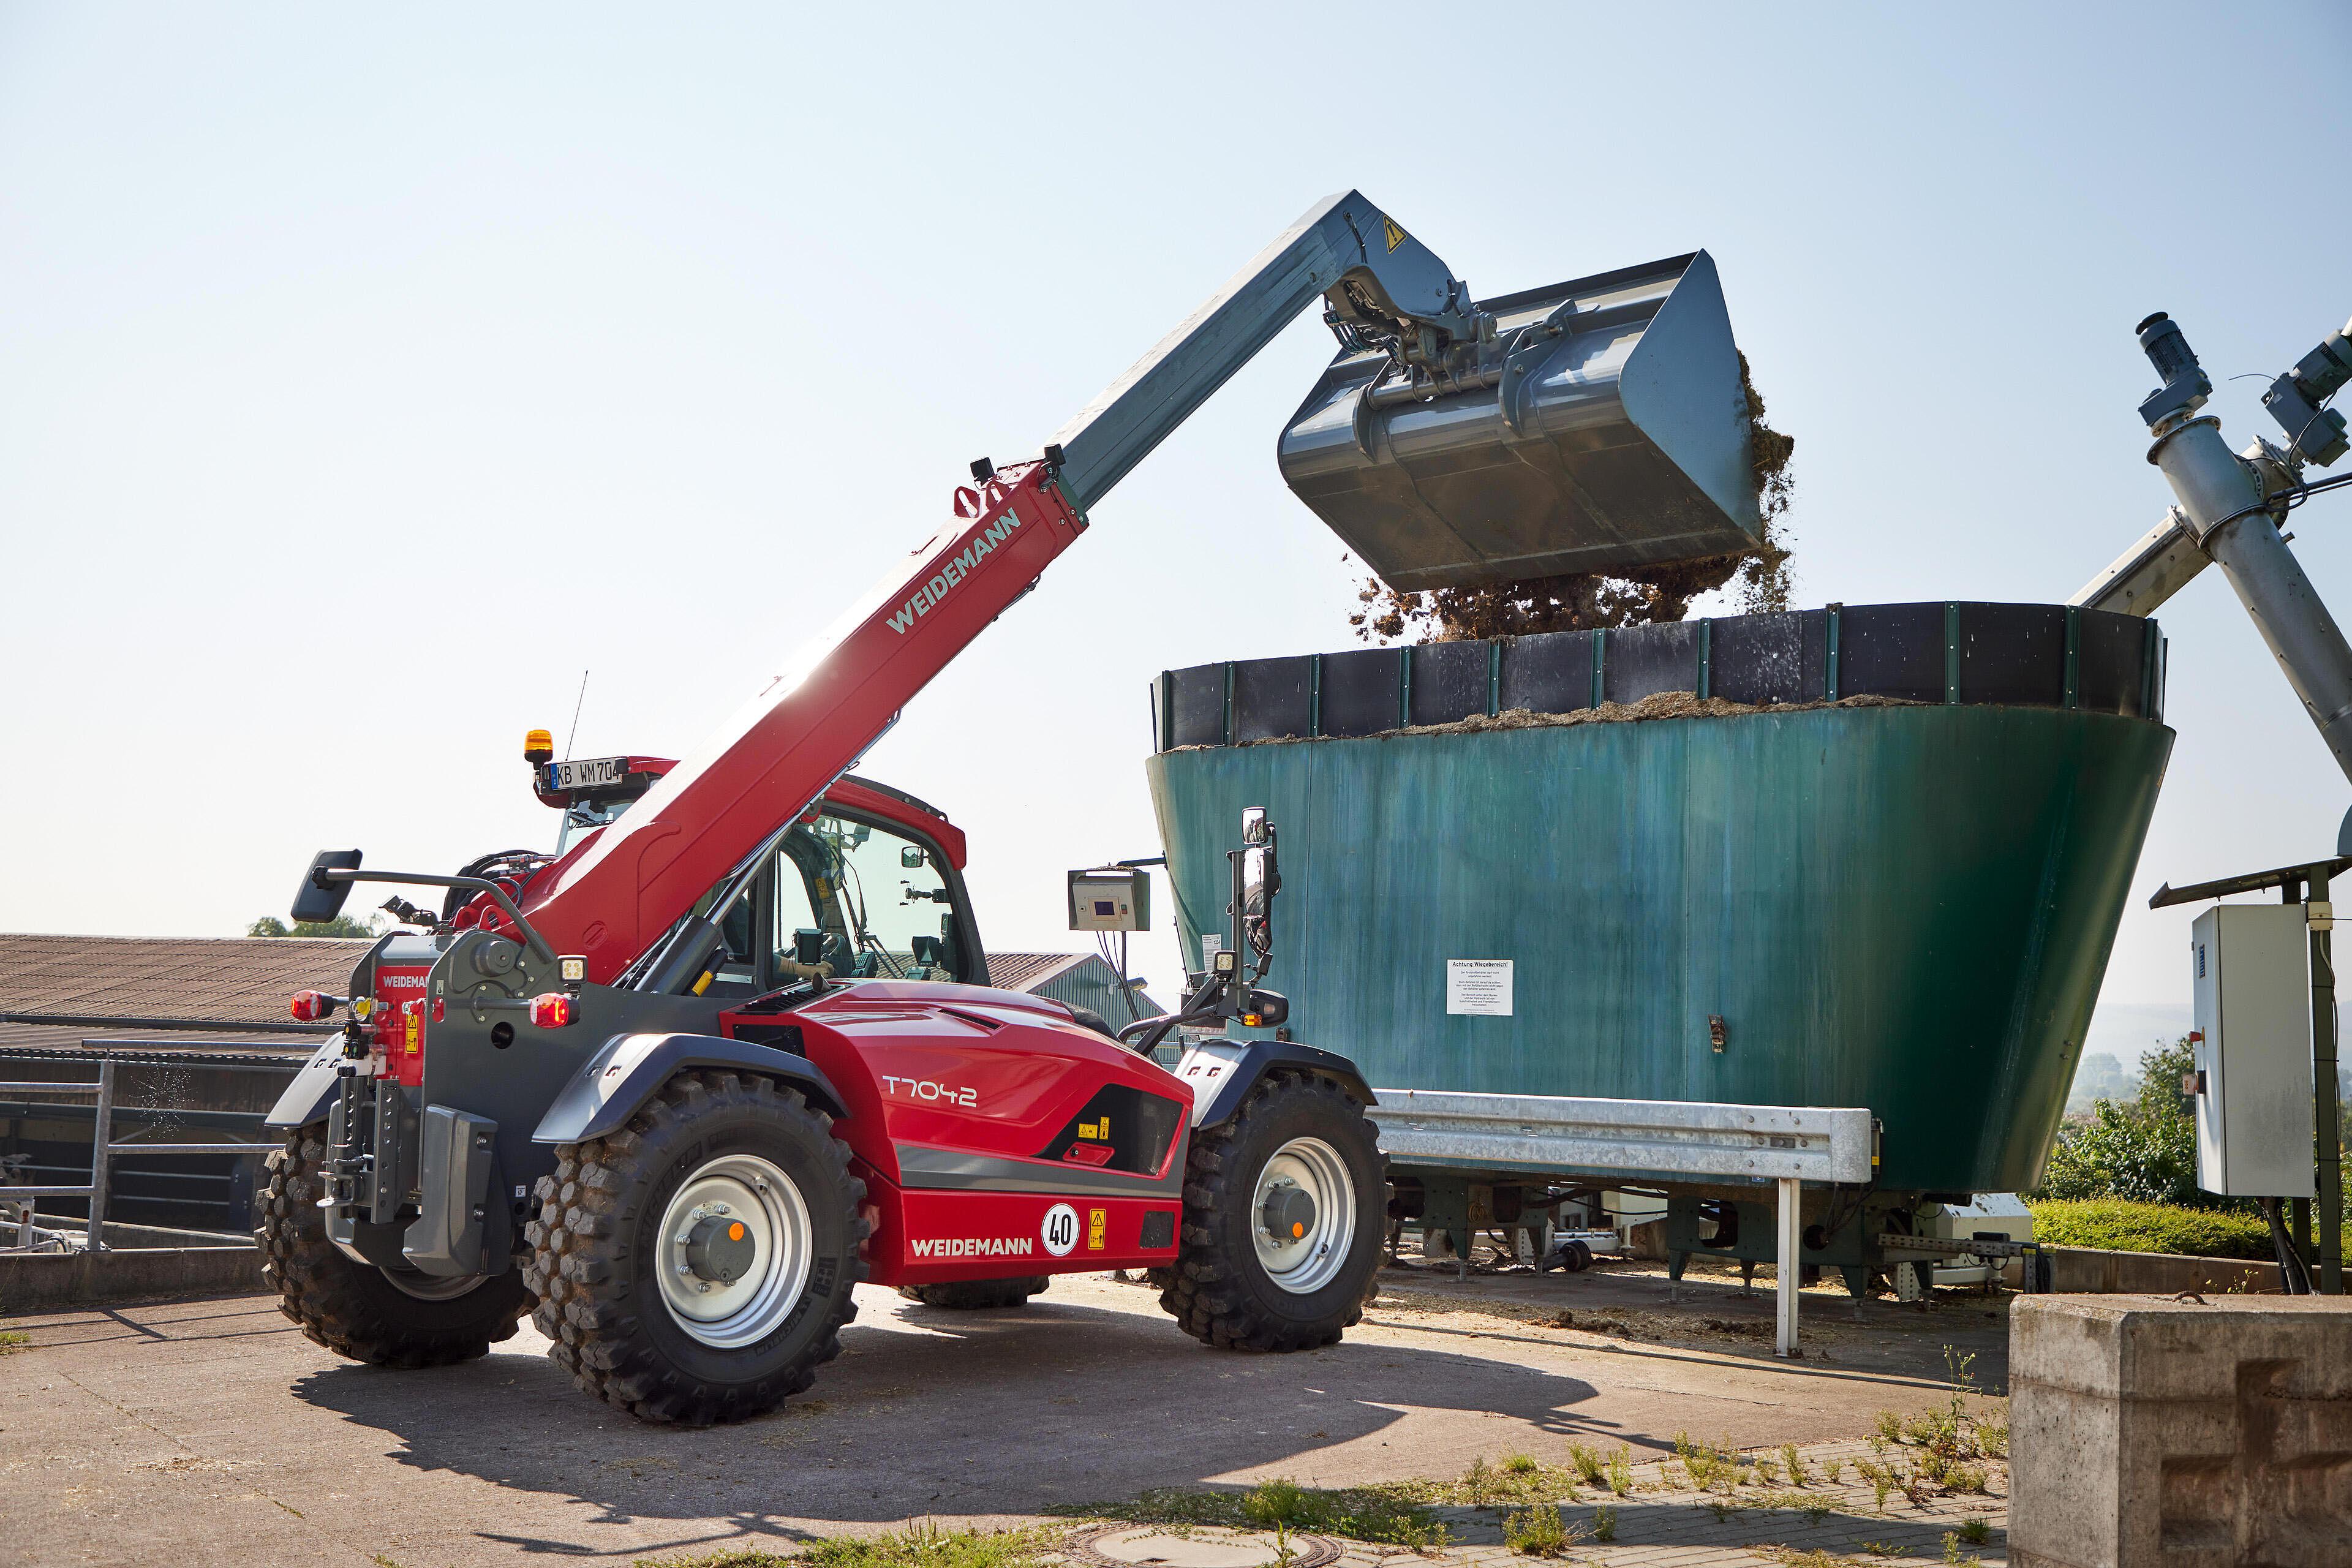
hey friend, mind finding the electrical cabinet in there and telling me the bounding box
[2190,903,2315,1197]
[1067,868,1149,932]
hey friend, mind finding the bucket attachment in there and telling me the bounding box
[1278,251,1758,591]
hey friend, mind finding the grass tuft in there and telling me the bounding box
[1567,1442,1606,1487]
[1501,1504,1574,1558]
[640,1523,1065,1568]
[1050,1479,1447,1551]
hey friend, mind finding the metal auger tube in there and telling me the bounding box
[2149,413,2352,784]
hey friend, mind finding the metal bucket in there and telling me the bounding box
[1278,251,1759,590]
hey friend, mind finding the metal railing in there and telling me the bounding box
[1370,1088,1878,1360]
[1,1060,275,1252]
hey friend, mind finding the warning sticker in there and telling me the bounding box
[1382,217,1408,253]
[1086,1207,1107,1252]
[1446,959,1513,1016]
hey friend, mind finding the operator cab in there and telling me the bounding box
[617,778,985,1006]
[521,731,981,1001]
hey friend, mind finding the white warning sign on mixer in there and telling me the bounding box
[1446,959,1513,1016]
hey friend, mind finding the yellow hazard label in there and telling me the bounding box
[404,1011,420,1054]
[1079,1117,1110,1140]
[1087,1207,1107,1251]
[1382,217,1407,253]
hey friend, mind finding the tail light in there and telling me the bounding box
[529,993,576,1028]
[290,990,339,1022]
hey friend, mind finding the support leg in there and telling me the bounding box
[2310,879,2343,1294]
[1776,1177,1800,1358]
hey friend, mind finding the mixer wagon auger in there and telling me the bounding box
[256,192,1760,1424]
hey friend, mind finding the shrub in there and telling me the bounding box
[2027,1199,2272,1259]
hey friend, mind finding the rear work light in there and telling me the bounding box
[290,990,341,1022]
[529,993,576,1028]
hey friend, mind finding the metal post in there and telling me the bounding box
[13,1197,32,1250]
[1776,1176,1800,1357]
[85,1060,115,1253]
[2312,872,2344,1293]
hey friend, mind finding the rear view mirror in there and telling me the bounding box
[290,850,362,924]
[1242,807,1270,846]
[1241,844,1278,956]
[901,845,926,869]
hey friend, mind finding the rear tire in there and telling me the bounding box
[255,1125,530,1368]
[524,1071,868,1426]
[897,1276,1050,1310]
[1159,1074,1386,1352]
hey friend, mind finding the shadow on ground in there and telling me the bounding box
[289,1288,1607,1558]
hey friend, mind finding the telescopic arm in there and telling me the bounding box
[521,194,1481,982]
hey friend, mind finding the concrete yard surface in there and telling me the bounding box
[2,1264,2010,1567]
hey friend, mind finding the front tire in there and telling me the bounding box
[897,1276,1051,1310]
[255,1125,530,1368]
[525,1071,868,1426]
[1159,1074,1386,1352]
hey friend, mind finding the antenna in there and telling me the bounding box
[563,669,590,761]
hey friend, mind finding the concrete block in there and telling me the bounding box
[2041,1246,2282,1297]
[2010,1294,2352,1567]
[0,1244,263,1313]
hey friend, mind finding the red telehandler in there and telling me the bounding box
[259,192,1757,1423]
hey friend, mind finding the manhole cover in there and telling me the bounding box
[1061,1525,1343,1568]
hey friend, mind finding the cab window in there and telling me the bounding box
[769,810,968,984]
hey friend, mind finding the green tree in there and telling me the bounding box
[2038,1038,2212,1208]
[2041,1036,2352,1215]
[247,914,377,938]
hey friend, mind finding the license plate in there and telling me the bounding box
[548,756,626,791]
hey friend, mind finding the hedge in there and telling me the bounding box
[2026,1198,2274,1260]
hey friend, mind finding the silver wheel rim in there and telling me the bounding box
[655,1153,813,1348]
[383,1266,486,1302]
[1251,1136,1355,1295]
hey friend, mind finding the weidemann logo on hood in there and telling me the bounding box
[886,510,1023,635]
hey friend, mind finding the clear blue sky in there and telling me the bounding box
[4,4,2348,1061]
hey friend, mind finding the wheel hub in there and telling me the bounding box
[684,1215,757,1284]
[654,1154,814,1349]
[1259,1182,1317,1245]
[1250,1136,1355,1296]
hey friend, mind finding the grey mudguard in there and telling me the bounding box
[266,1037,350,1129]
[1170,1037,1374,1129]
[533,1032,846,1145]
